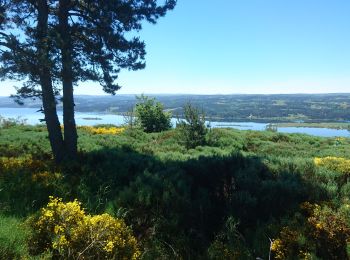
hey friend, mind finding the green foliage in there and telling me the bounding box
[177,103,208,149]
[265,123,278,132]
[307,204,350,259]
[0,116,27,129]
[0,156,64,215]
[0,215,29,259]
[0,125,350,259]
[135,95,172,133]
[0,0,177,162]
[207,128,245,150]
[208,217,251,259]
[271,203,350,260]
[7,93,349,122]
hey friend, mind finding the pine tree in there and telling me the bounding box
[0,0,176,162]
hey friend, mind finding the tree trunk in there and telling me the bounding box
[59,0,78,160]
[37,0,65,163]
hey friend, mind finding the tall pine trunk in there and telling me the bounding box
[37,0,65,163]
[59,0,78,160]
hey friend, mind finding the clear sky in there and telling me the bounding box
[1,0,350,96]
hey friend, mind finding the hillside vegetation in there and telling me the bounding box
[1,93,350,122]
[0,124,350,259]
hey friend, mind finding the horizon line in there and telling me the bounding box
[1,92,350,97]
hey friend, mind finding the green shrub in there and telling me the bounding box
[0,156,63,215]
[208,217,251,259]
[135,95,172,133]
[177,103,207,149]
[207,128,244,150]
[0,116,27,129]
[1,123,350,259]
[340,181,350,198]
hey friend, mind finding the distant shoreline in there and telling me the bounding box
[275,122,350,130]
[1,93,350,124]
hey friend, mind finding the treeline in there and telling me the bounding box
[2,93,350,122]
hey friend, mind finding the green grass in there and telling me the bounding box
[0,215,29,259]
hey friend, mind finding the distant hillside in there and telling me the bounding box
[1,93,350,122]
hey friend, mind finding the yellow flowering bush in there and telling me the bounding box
[0,156,61,187]
[0,156,45,172]
[28,197,85,256]
[307,204,350,259]
[0,156,62,214]
[73,214,140,259]
[270,238,285,260]
[28,197,140,259]
[270,227,310,260]
[314,157,350,175]
[31,171,62,186]
[79,126,125,135]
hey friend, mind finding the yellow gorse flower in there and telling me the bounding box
[0,157,61,187]
[0,156,45,171]
[314,156,350,175]
[270,239,285,259]
[79,126,126,135]
[307,203,350,252]
[31,197,140,259]
[270,227,313,260]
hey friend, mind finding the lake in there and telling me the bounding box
[0,107,349,138]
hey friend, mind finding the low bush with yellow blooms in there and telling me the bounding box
[314,156,350,175]
[0,156,45,172]
[28,197,140,259]
[79,126,126,135]
[0,156,61,186]
[270,227,311,260]
[307,203,350,259]
[271,202,350,260]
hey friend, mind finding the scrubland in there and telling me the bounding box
[0,124,349,259]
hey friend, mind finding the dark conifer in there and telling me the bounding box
[0,0,176,162]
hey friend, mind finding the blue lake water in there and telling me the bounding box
[0,107,125,126]
[0,107,349,138]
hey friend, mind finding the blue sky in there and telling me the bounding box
[1,0,350,95]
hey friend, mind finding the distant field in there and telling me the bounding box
[276,122,350,129]
[1,93,350,122]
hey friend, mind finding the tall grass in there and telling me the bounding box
[0,215,29,259]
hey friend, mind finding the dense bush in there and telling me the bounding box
[0,156,63,215]
[135,95,172,133]
[307,203,350,259]
[271,202,350,260]
[177,103,208,149]
[1,125,350,259]
[208,217,251,259]
[28,197,140,259]
[314,156,350,175]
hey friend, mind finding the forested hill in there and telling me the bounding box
[1,93,350,122]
